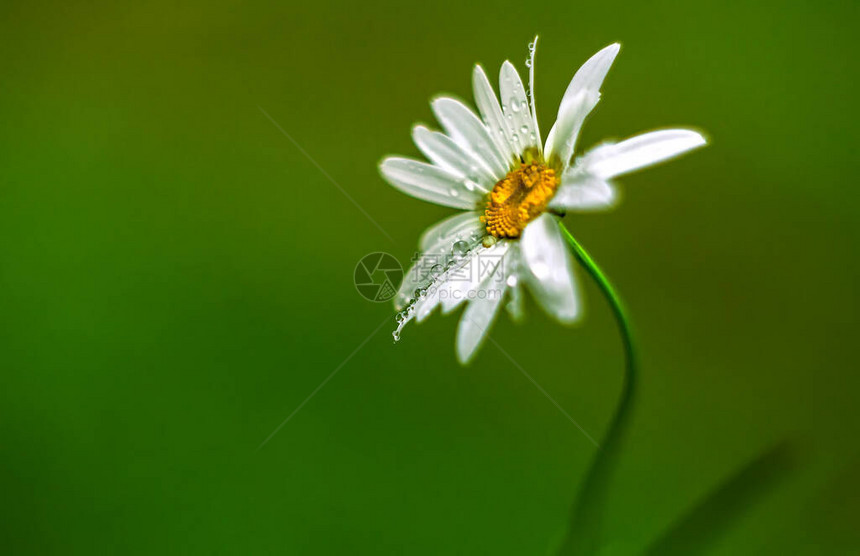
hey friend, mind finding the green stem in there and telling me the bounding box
[556,221,638,555]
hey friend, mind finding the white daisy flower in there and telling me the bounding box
[380,39,706,364]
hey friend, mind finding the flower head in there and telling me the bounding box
[381,39,706,364]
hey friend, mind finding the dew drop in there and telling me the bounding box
[452,240,469,258]
[392,287,427,343]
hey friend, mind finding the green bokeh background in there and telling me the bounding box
[1,1,857,553]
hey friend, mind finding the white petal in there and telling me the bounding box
[395,255,434,311]
[559,43,620,114]
[419,211,483,253]
[500,61,539,153]
[395,213,484,311]
[456,255,508,365]
[544,43,620,169]
[581,129,707,179]
[521,213,580,323]
[526,36,542,157]
[379,157,479,210]
[544,91,599,172]
[412,125,495,192]
[500,245,525,322]
[440,241,509,314]
[397,256,442,312]
[549,171,617,211]
[505,277,525,322]
[407,241,508,322]
[415,285,442,323]
[431,97,509,179]
[472,65,518,165]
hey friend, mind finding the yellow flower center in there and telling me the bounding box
[481,162,560,239]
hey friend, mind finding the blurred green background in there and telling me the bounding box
[1,0,857,553]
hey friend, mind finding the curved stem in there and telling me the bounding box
[556,221,638,556]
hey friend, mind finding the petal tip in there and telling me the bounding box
[378,156,404,173]
[674,128,709,149]
[601,42,621,57]
[555,307,582,325]
[691,130,709,147]
[455,350,470,366]
[590,43,621,70]
[410,124,429,141]
[455,337,477,366]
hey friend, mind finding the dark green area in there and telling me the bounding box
[1,0,857,553]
